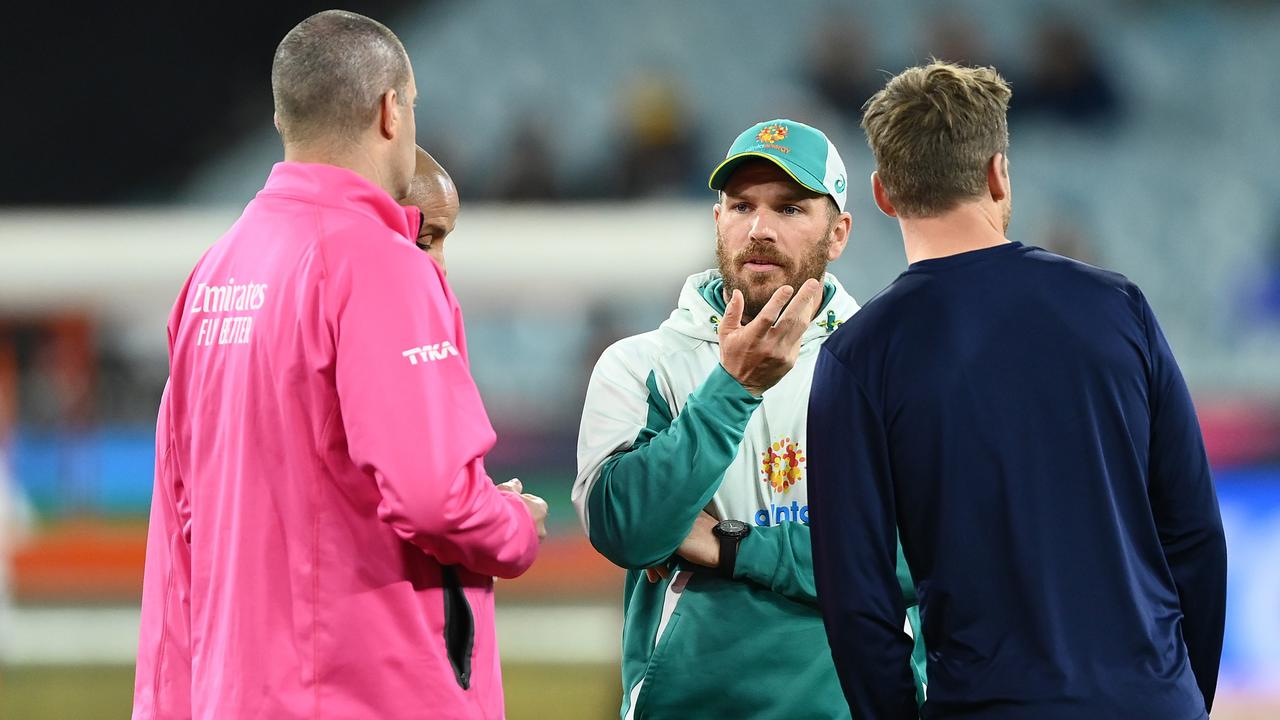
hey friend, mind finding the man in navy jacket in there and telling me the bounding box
[807,61,1227,720]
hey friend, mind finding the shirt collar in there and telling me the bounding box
[257,161,414,240]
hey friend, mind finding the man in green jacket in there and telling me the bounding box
[574,120,926,719]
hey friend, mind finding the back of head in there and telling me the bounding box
[271,10,411,147]
[403,147,456,212]
[862,61,1011,218]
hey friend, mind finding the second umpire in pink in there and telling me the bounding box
[132,11,548,719]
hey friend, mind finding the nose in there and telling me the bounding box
[748,210,778,243]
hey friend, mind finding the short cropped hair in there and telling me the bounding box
[861,61,1012,218]
[271,10,411,145]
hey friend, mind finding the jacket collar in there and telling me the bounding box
[257,161,414,240]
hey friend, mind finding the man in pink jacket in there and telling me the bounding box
[132,11,546,719]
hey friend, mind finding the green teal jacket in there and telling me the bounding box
[573,271,926,719]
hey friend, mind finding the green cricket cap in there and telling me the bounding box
[708,119,848,211]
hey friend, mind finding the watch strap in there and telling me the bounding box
[717,532,741,578]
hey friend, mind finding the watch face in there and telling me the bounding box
[716,519,751,538]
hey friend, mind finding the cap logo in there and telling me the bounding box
[756,124,789,144]
[834,176,846,193]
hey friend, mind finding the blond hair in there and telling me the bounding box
[861,61,1011,218]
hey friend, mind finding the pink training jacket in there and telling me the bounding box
[132,162,539,720]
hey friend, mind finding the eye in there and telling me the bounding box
[416,237,433,251]
[782,205,802,216]
[732,202,750,213]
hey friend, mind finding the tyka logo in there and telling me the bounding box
[401,341,460,365]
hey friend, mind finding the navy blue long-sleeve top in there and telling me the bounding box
[808,242,1227,720]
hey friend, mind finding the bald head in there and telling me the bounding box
[271,10,411,146]
[401,146,460,272]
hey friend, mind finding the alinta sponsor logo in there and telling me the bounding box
[761,437,804,493]
[756,500,809,527]
[402,341,460,365]
[755,436,810,527]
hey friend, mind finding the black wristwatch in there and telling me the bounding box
[712,519,752,578]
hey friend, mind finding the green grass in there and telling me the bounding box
[1,663,619,719]
[505,662,619,719]
[2,664,135,718]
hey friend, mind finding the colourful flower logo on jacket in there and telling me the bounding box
[761,437,805,492]
[756,124,789,144]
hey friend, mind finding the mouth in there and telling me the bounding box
[741,257,785,273]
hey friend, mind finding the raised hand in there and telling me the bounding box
[718,278,823,396]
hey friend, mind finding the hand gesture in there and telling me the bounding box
[718,278,823,396]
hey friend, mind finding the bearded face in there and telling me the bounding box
[716,224,833,321]
[712,159,847,322]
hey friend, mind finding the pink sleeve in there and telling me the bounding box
[324,234,538,579]
[132,381,192,720]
